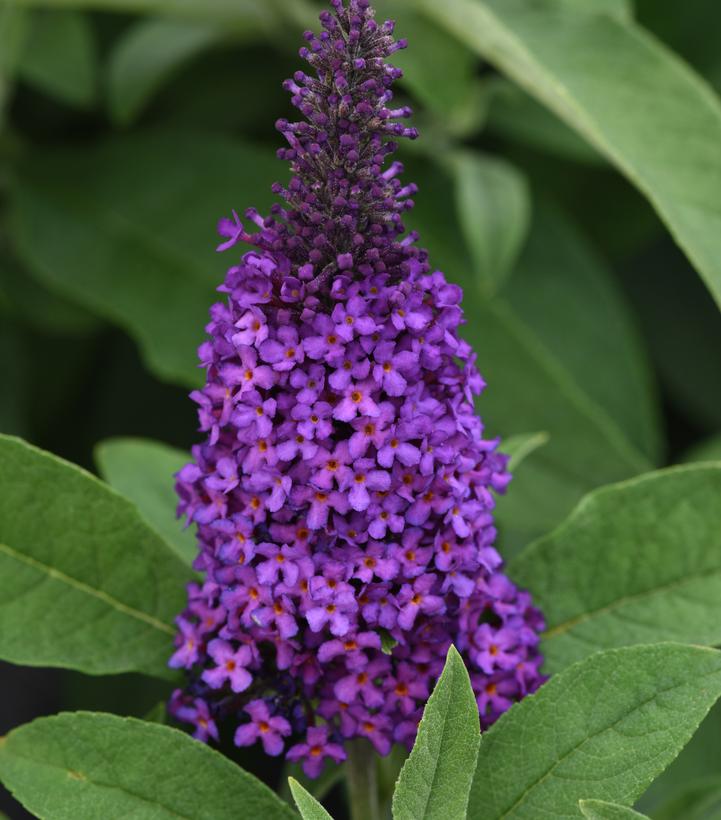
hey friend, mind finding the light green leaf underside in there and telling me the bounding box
[289,778,334,820]
[94,437,197,567]
[417,0,721,312]
[0,712,296,820]
[579,800,649,819]
[393,646,480,820]
[8,132,280,387]
[509,465,721,673]
[468,644,721,819]
[0,435,192,678]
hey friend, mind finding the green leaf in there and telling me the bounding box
[0,435,192,678]
[17,10,96,108]
[683,435,721,464]
[502,431,549,470]
[0,712,296,820]
[579,800,649,819]
[107,19,227,125]
[94,437,196,567]
[450,151,531,293]
[417,0,721,312]
[392,646,480,820]
[468,644,721,820]
[8,131,279,387]
[653,777,721,820]
[289,778,333,820]
[509,465,721,673]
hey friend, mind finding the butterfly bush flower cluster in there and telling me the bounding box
[168,0,545,777]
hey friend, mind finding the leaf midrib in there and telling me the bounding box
[543,564,721,642]
[490,669,719,819]
[0,541,174,636]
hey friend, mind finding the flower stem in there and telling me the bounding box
[346,740,381,820]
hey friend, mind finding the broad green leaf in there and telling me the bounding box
[0,435,192,678]
[17,10,96,107]
[393,646,480,820]
[94,437,196,567]
[509,465,721,674]
[579,801,648,819]
[469,644,721,820]
[417,0,721,312]
[289,778,333,820]
[107,19,227,125]
[683,436,721,464]
[502,432,549,470]
[653,777,721,820]
[8,131,279,387]
[405,160,652,546]
[450,151,531,293]
[0,712,296,820]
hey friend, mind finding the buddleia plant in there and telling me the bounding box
[167,0,545,777]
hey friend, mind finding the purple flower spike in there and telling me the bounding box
[168,0,546,778]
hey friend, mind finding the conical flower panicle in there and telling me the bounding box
[169,0,545,777]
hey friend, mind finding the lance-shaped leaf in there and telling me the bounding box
[392,646,480,820]
[579,801,649,820]
[417,0,721,312]
[468,644,721,819]
[289,778,334,820]
[95,437,196,567]
[0,712,296,820]
[0,435,192,678]
[450,151,531,294]
[509,465,721,673]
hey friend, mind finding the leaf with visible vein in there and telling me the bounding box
[468,644,721,819]
[0,435,192,678]
[392,646,480,820]
[509,465,721,673]
[416,0,721,312]
[0,712,296,820]
[289,778,334,820]
[579,800,649,819]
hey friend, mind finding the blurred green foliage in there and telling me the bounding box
[2,0,721,817]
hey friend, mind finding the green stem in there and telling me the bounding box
[346,739,381,820]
